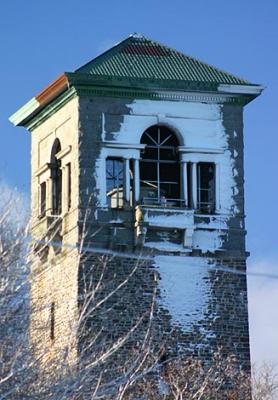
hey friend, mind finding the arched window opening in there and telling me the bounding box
[140,126,180,206]
[51,139,62,215]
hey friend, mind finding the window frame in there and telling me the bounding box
[39,181,46,218]
[106,157,124,209]
[197,162,216,214]
[140,125,181,206]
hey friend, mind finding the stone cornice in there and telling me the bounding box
[10,69,262,130]
[74,84,252,105]
[12,81,254,132]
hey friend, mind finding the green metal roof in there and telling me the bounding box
[76,34,252,86]
[10,34,263,130]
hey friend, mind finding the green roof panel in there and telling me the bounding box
[76,34,252,87]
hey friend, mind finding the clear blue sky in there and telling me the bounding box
[1,0,277,364]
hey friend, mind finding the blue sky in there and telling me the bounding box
[1,0,277,365]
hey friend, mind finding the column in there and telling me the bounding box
[215,163,220,211]
[192,162,197,209]
[124,158,130,204]
[134,158,140,203]
[181,161,188,207]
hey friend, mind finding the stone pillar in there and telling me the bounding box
[192,162,197,209]
[134,158,140,203]
[181,161,188,207]
[124,158,130,204]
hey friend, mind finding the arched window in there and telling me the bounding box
[51,139,62,215]
[140,126,180,206]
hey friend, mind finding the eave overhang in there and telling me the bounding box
[9,72,264,129]
[9,74,69,127]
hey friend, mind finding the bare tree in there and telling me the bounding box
[0,186,32,399]
[0,186,277,400]
[252,362,278,400]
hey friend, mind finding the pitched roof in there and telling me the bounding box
[76,34,251,86]
[10,34,263,128]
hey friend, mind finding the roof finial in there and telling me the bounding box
[130,32,143,39]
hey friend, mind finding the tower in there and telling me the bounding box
[10,35,262,374]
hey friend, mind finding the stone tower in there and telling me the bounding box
[10,35,262,372]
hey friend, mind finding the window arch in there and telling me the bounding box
[140,125,180,206]
[51,139,62,215]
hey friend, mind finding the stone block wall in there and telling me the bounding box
[77,251,250,371]
[28,93,251,377]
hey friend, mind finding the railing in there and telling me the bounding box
[141,197,186,208]
[197,201,215,214]
[141,197,216,214]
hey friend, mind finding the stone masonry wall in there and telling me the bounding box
[78,252,250,371]
[30,97,80,365]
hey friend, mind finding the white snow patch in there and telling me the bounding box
[145,241,185,252]
[94,99,239,218]
[109,218,123,223]
[195,214,229,230]
[154,255,211,330]
[146,211,194,229]
[193,230,224,253]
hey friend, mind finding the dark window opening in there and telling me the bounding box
[197,162,215,213]
[50,302,55,341]
[51,139,62,215]
[106,158,124,208]
[140,125,180,206]
[67,163,71,211]
[40,182,46,217]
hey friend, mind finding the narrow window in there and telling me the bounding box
[67,163,71,211]
[51,139,62,215]
[106,158,124,208]
[50,302,55,341]
[197,162,215,213]
[40,182,46,217]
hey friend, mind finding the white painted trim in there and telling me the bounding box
[9,97,40,126]
[178,147,224,154]
[34,163,51,177]
[56,145,72,160]
[103,142,145,150]
[181,153,222,163]
[218,84,264,95]
[102,147,141,159]
[152,90,237,103]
